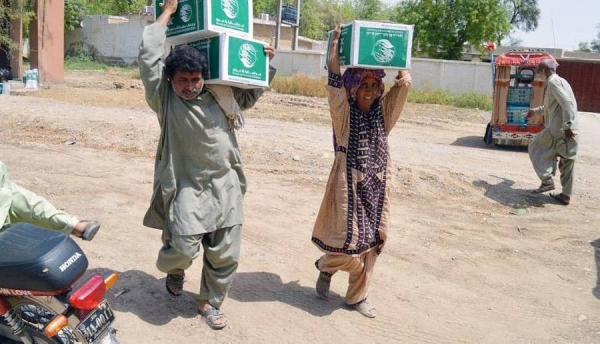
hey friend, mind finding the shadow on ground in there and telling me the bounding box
[591,239,600,300]
[452,136,529,153]
[90,268,345,326]
[473,176,563,208]
[89,268,198,326]
[228,271,346,317]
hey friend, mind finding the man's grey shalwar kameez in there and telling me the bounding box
[528,74,579,197]
[138,22,273,308]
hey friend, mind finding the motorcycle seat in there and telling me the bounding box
[0,223,89,292]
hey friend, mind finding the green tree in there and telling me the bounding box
[502,0,539,32]
[65,0,86,32]
[320,0,355,33]
[254,0,278,17]
[86,0,146,15]
[504,33,523,47]
[298,0,325,40]
[1,0,34,58]
[353,0,384,20]
[577,24,600,53]
[394,0,511,60]
[577,42,591,53]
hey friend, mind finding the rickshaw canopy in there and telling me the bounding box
[494,50,557,67]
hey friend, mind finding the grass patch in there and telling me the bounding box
[271,74,327,97]
[65,57,109,71]
[64,58,140,79]
[408,89,492,111]
[271,74,491,111]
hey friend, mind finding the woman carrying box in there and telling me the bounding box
[312,24,412,318]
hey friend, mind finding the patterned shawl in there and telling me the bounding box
[342,68,389,253]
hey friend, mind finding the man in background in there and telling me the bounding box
[527,59,578,205]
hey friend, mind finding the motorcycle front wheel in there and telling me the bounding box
[1,298,77,344]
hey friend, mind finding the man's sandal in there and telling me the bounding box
[199,307,228,330]
[532,183,555,194]
[550,192,570,205]
[81,221,101,241]
[165,272,185,296]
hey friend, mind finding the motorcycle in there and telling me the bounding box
[0,223,119,344]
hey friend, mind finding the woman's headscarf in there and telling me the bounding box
[342,68,386,104]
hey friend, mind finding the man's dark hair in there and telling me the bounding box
[165,45,208,80]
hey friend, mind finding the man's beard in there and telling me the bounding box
[175,85,203,100]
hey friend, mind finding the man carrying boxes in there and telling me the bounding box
[139,0,276,330]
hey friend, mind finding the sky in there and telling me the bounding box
[381,0,600,51]
[516,0,599,50]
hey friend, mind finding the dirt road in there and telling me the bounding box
[1,76,599,343]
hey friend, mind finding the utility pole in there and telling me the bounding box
[274,0,283,49]
[291,0,301,51]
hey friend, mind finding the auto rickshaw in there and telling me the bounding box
[483,49,557,146]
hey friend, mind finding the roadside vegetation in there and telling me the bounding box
[270,72,492,111]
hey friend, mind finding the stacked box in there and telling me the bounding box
[155,0,253,44]
[326,20,414,70]
[183,34,269,88]
[157,0,270,88]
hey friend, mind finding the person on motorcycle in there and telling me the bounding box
[0,160,100,240]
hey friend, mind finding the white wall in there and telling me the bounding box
[65,14,154,66]
[270,52,494,94]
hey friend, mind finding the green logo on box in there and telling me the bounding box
[228,37,265,81]
[213,0,249,33]
[221,0,239,19]
[372,39,395,63]
[179,4,193,22]
[238,43,258,68]
[154,0,199,36]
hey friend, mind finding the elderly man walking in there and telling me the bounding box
[527,59,578,205]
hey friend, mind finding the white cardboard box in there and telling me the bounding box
[155,0,253,44]
[327,20,414,70]
[182,33,269,89]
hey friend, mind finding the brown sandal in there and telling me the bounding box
[532,183,555,194]
[165,272,185,296]
[550,192,570,205]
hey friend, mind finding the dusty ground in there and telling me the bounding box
[1,70,599,344]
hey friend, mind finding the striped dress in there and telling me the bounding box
[311,71,412,256]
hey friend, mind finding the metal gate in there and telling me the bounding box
[557,59,600,113]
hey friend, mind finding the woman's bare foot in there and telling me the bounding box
[316,272,332,299]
